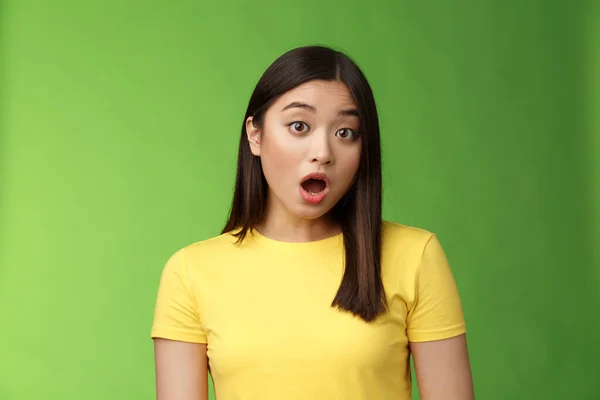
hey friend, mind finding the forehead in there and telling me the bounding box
[274,80,357,110]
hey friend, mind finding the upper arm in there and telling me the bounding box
[151,249,207,343]
[410,334,474,400]
[154,338,208,400]
[406,234,473,398]
[406,234,466,341]
[151,248,209,399]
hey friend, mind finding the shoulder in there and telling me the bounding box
[179,231,239,259]
[161,231,239,274]
[381,219,435,251]
[380,220,440,285]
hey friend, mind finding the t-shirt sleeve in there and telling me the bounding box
[406,234,466,342]
[150,248,207,343]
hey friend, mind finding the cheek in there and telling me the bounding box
[338,147,362,183]
[259,133,302,187]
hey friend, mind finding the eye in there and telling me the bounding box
[288,121,309,134]
[335,128,358,140]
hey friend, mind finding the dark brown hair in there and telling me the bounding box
[222,45,386,322]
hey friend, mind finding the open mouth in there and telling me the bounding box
[299,173,330,204]
[301,178,327,195]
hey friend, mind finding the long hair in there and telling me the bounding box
[222,45,385,322]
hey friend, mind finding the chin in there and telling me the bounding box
[293,201,339,221]
[291,205,331,221]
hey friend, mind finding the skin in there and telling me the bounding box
[154,339,208,400]
[411,335,475,399]
[154,79,474,399]
[246,79,362,242]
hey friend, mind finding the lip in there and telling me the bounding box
[299,172,330,205]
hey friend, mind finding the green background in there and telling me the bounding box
[1,0,598,399]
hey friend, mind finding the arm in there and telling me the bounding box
[154,338,208,400]
[406,234,473,399]
[410,334,474,400]
[151,248,209,400]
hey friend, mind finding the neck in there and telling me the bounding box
[255,196,340,243]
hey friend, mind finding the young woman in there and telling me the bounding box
[151,45,474,400]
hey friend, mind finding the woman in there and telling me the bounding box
[151,45,474,400]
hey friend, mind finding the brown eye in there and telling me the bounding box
[336,128,357,140]
[289,121,309,133]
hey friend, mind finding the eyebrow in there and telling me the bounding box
[281,101,359,117]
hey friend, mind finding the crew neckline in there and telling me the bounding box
[248,227,343,248]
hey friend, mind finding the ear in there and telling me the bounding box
[246,116,261,156]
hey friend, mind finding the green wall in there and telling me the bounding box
[591,0,600,292]
[0,1,598,399]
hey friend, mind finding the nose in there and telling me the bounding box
[309,130,334,165]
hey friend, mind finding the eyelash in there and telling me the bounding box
[287,121,359,140]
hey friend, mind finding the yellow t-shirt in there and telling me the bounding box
[151,220,466,400]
